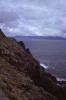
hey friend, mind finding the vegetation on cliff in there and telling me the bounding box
[0,29,66,100]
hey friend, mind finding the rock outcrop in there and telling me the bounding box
[0,29,66,100]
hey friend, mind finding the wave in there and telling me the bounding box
[40,63,48,69]
[40,63,66,82]
[56,77,66,81]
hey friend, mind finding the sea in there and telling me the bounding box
[16,37,66,80]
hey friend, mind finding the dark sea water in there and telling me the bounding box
[16,38,66,80]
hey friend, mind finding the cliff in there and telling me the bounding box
[0,29,66,100]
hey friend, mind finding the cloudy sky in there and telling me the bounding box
[0,0,66,37]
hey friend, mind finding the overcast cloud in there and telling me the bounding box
[0,0,66,37]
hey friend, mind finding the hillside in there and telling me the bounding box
[14,36,66,41]
[0,29,66,100]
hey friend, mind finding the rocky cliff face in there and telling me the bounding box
[0,29,66,100]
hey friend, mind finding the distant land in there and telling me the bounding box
[14,36,66,40]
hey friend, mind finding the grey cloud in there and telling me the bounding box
[0,0,66,37]
[0,11,19,23]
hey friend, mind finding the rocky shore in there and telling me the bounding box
[0,29,66,100]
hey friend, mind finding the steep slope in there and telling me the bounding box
[0,29,66,100]
[0,56,58,100]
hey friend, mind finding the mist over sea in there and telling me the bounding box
[16,37,66,80]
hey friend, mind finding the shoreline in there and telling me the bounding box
[40,63,66,81]
[40,63,48,69]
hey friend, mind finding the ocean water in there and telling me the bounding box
[16,38,66,80]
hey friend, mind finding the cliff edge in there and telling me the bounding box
[0,29,66,100]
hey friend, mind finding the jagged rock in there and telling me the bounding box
[0,29,5,38]
[0,29,66,100]
[18,41,26,50]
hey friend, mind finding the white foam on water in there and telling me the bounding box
[40,63,48,69]
[40,63,66,81]
[57,77,66,81]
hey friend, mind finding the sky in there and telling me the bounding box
[0,0,66,37]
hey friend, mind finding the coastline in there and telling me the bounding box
[40,63,66,82]
[40,63,48,69]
